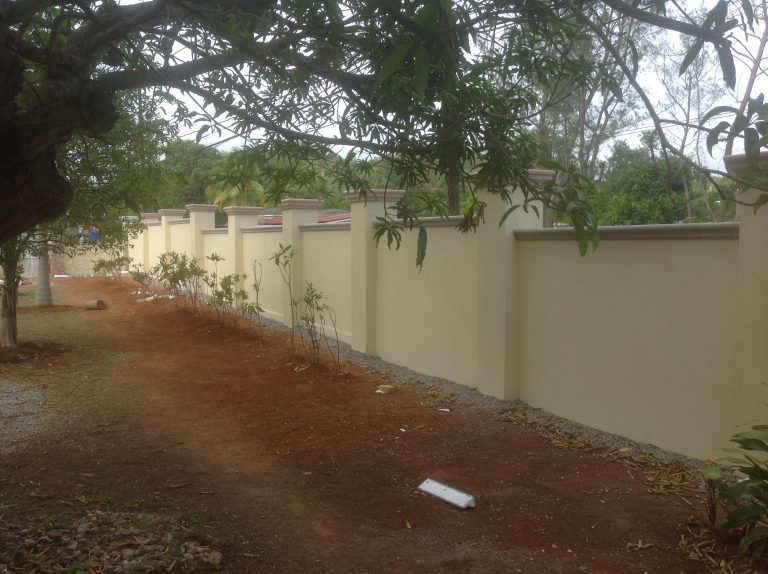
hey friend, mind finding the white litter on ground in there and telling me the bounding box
[418,478,476,509]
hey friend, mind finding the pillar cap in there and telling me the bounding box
[345,189,406,204]
[279,198,323,210]
[724,152,768,176]
[528,169,556,183]
[139,212,160,221]
[223,206,263,216]
[158,209,187,218]
[186,204,219,213]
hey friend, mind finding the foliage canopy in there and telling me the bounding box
[0,0,765,254]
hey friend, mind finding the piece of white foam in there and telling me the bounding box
[418,478,476,509]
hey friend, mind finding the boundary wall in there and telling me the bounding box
[128,158,768,459]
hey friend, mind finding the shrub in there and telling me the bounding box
[706,423,768,558]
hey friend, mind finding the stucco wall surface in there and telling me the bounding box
[516,237,739,459]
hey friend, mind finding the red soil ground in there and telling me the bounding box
[0,277,750,573]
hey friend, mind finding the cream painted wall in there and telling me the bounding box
[50,250,101,276]
[146,223,164,269]
[375,225,479,387]
[516,238,739,459]
[201,232,232,277]
[127,237,141,266]
[301,229,352,342]
[129,195,763,460]
[242,230,285,322]
[168,221,191,256]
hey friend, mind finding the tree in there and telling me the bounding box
[0,237,24,347]
[154,140,221,209]
[2,0,762,257]
[205,149,266,207]
[650,33,728,220]
[591,137,689,225]
[0,90,172,347]
[536,7,648,182]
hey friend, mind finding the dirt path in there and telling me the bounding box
[0,277,737,573]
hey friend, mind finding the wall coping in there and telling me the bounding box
[158,209,187,218]
[242,225,283,233]
[140,212,160,221]
[387,215,464,228]
[186,204,219,213]
[300,222,352,232]
[144,220,161,227]
[528,169,556,183]
[223,206,263,216]
[515,222,739,241]
[169,219,190,226]
[345,189,406,204]
[279,198,323,210]
[202,228,228,235]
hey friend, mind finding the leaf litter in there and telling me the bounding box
[495,407,766,574]
[0,505,223,573]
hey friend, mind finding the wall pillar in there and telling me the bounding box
[223,206,262,280]
[279,199,322,328]
[346,189,405,354]
[186,204,219,263]
[158,209,186,255]
[475,171,552,399]
[725,153,768,430]
[138,212,160,270]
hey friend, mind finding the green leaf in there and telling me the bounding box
[701,105,739,124]
[741,0,755,27]
[195,124,210,144]
[739,526,768,555]
[745,127,761,162]
[573,221,588,256]
[747,95,764,119]
[374,39,412,90]
[716,43,737,89]
[416,226,427,272]
[734,429,768,450]
[706,121,730,154]
[413,44,430,103]
[720,505,766,533]
[733,436,768,451]
[499,204,520,227]
[414,4,438,26]
[679,39,704,76]
[703,0,728,29]
[537,158,565,171]
[753,194,768,215]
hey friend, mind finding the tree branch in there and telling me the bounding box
[599,0,735,44]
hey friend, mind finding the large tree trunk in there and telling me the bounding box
[0,44,117,243]
[0,241,22,348]
[35,237,53,306]
[446,168,460,216]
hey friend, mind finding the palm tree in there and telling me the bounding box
[205,150,266,207]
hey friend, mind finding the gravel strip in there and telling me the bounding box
[0,379,50,455]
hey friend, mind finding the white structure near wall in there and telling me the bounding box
[129,157,768,460]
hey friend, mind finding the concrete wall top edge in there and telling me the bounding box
[515,222,739,241]
[300,222,352,232]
